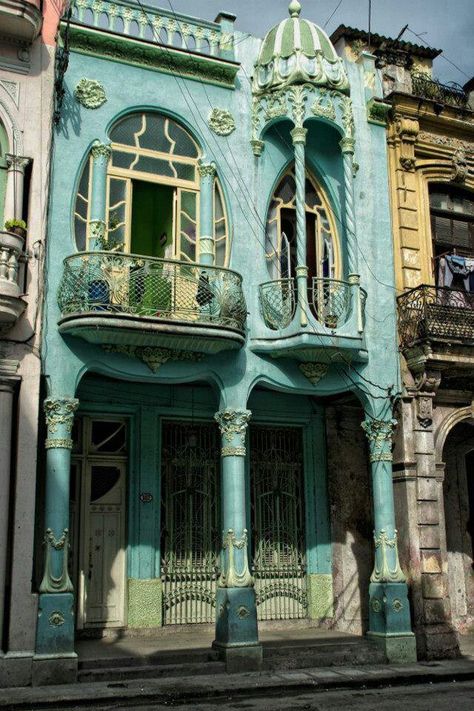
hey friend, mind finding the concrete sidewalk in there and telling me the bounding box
[1,656,474,710]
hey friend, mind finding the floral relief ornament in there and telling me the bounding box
[74,78,107,109]
[208,108,236,136]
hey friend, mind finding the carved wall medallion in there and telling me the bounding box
[74,78,107,109]
[371,598,382,613]
[400,156,416,172]
[237,605,250,619]
[416,395,434,429]
[392,598,403,613]
[49,611,65,627]
[208,108,236,136]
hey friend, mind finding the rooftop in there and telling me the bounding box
[330,24,442,60]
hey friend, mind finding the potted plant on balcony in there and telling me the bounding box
[5,219,27,240]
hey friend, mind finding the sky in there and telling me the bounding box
[156,0,474,85]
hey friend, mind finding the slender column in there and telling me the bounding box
[36,397,78,656]
[198,162,216,266]
[291,127,308,328]
[0,377,16,649]
[88,141,112,250]
[362,416,417,663]
[213,408,262,671]
[340,138,359,278]
[4,155,30,222]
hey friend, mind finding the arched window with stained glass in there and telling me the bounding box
[73,112,230,266]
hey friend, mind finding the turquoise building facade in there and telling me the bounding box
[36,0,416,680]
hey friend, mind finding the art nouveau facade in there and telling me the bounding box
[0,0,65,688]
[332,26,474,660]
[29,1,418,684]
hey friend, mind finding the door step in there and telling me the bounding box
[78,637,386,682]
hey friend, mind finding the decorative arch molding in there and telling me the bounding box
[435,406,474,461]
[0,96,23,155]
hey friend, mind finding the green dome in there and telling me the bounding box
[253,1,349,94]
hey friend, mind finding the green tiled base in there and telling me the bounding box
[127,578,162,628]
[307,573,334,619]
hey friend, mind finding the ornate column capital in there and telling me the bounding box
[340,137,356,155]
[362,418,396,463]
[290,126,308,145]
[44,398,79,447]
[5,154,31,172]
[198,161,216,179]
[90,140,112,162]
[215,408,251,457]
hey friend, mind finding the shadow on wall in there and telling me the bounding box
[326,400,374,636]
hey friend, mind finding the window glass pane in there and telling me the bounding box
[110,114,143,146]
[90,420,126,453]
[90,465,121,502]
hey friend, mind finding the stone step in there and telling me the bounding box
[78,659,226,683]
[262,642,386,671]
[79,648,219,670]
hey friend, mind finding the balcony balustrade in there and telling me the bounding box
[57,252,247,354]
[398,284,474,351]
[411,73,469,109]
[253,277,367,362]
[0,0,42,43]
[0,231,26,330]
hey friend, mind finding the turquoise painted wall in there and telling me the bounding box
[43,17,400,463]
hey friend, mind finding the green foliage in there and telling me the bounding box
[5,218,27,231]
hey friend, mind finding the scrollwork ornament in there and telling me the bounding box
[197,162,216,179]
[49,611,65,627]
[299,362,328,385]
[74,78,107,109]
[221,446,246,457]
[208,108,236,136]
[40,528,73,594]
[219,529,254,588]
[45,438,74,450]
[371,529,406,583]
[44,398,79,435]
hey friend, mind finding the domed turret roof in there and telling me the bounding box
[253,1,349,94]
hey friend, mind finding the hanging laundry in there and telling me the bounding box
[446,254,470,276]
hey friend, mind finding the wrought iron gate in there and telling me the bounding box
[250,425,308,620]
[161,421,220,625]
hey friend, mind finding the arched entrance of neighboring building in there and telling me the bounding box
[443,418,474,630]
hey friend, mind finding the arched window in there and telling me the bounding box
[0,121,9,228]
[74,113,230,266]
[430,185,474,286]
[265,168,339,281]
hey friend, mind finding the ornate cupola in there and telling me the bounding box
[253,0,349,95]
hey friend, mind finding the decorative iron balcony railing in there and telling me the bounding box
[397,284,474,349]
[259,277,363,331]
[70,0,234,59]
[58,252,247,332]
[411,73,468,109]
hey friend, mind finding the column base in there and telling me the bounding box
[32,654,78,686]
[368,582,417,663]
[213,587,262,672]
[36,592,75,656]
[367,632,417,664]
[0,653,33,688]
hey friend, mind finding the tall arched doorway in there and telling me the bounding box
[443,419,474,630]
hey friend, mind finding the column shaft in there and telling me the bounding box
[362,416,417,662]
[340,139,358,277]
[0,379,15,649]
[198,163,216,266]
[36,397,78,656]
[88,141,112,250]
[4,155,30,222]
[291,127,308,328]
[213,408,262,671]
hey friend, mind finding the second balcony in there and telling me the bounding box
[57,252,247,354]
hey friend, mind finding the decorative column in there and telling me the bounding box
[88,141,112,250]
[36,397,78,657]
[291,126,309,328]
[198,162,216,266]
[4,155,30,222]
[339,137,359,279]
[0,367,19,649]
[213,408,262,671]
[362,416,417,663]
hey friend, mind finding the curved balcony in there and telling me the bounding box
[0,231,26,331]
[0,0,42,43]
[57,252,247,354]
[252,277,367,362]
